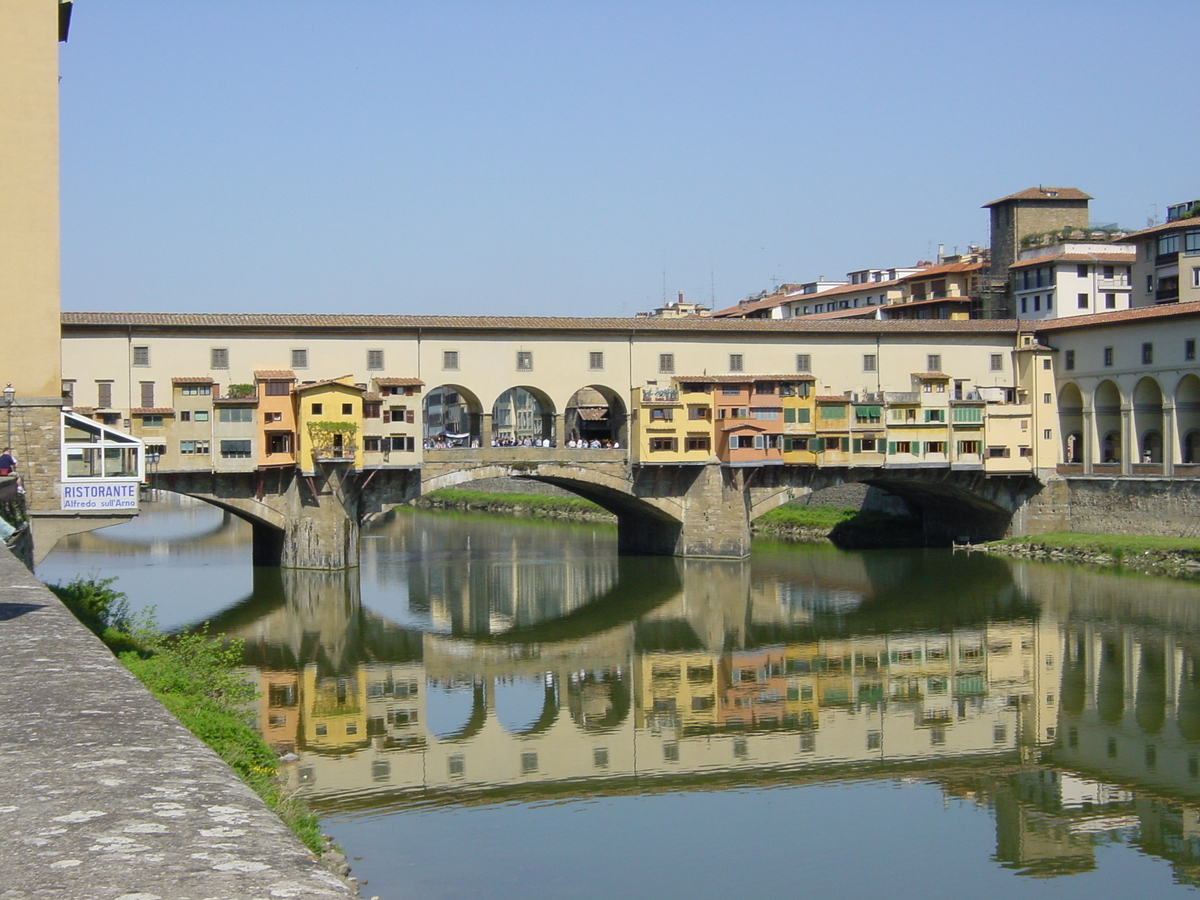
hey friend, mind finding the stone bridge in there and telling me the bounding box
[151,448,1050,569]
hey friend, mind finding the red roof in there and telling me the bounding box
[171,376,214,384]
[254,369,296,379]
[373,377,424,386]
[1010,250,1134,270]
[1033,301,1200,332]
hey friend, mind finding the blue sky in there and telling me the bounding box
[59,1,1197,317]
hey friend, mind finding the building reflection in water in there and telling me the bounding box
[211,537,1200,886]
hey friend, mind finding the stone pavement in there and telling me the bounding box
[0,550,353,900]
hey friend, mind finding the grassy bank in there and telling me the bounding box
[753,504,856,531]
[47,576,323,853]
[414,487,613,519]
[991,531,1200,558]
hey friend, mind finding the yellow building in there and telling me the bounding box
[631,381,714,464]
[295,377,363,474]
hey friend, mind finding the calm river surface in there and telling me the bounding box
[37,497,1200,899]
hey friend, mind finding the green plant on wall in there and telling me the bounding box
[306,420,358,458]
[225,383,255,399]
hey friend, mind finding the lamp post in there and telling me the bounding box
[2,383,13,449]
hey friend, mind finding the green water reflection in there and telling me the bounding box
[39,505,1200,896]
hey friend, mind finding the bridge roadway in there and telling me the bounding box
[0,551,354,899]
[149,446,1049,569]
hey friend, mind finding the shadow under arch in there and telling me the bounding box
[565,383,629,447]
[568,669,632,732]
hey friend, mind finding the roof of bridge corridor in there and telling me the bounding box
[61,311,1024,334]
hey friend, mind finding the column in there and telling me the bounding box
[1082,408,1095,474]
[1164,402,1178,474]
[1121,406,1134,475]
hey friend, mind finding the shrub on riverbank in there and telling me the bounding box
[47,576,323,853]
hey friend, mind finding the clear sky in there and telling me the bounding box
[59,1,1198,318]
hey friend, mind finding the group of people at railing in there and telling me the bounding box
[423,435,620,450]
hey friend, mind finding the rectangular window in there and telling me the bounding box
[367,349,384,371]
[659,353,675,374]
[649,437,677,452]
[1043,429,1053,440]
[862,354,877,372]
[220,440,253,459]
[97,381,113,408]
[1077,264,1089,277]
[1103,346,1114,367]
[341,403,353,415]
[1187,339,1196,361]
[650,407,673,421]
[363,402,380,419]
[923,409,945,422]
[796,353,811,373]
[139,382,155,407]
[589,351,604,371]
[1105,293,1116,309]
[179,411,191,422]
[132,346,150,367]
[685,437,710,452]
[311,402,323,415]
[1065,349,1075,370]
[210,348,229,369]
[264,381,289,396]
[819,404,846,420]
[926,354,941,372]
[1043,393,1051,404]
[1142,342,1154,365]
[291,349,308,369]
[687,406,710,420]
[729,353,744,372]
[194,410,209,422]
[218,407,254,423]
[989,354,1002,371]
[516,351,533,371]
[1077,293,1089,309]
[1159,233,1181,256]
[958,440,981,455]
[140,414,163,428]
[443,350,459,370]
[721,385,740,396]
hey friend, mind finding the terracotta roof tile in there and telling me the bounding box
[131,408,174,415]
[815,395,851,402]
[912,372,951,379]
[1118,218,1200,241]
[1033,301,1200,332]
[372,377,425,386]
[214,396,259,406]
[295,377,365,393]
[254,369,296,379]
[61,311,1020,335]
[897,261,983,280]
[675,374,817,383]
[171,376,215,384]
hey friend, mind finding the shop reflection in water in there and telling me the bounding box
[180,533,1200,885]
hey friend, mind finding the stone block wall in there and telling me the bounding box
[1062,478,1200,538]
[3,400,61,514]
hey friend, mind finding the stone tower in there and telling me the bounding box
[982,187,1091,317]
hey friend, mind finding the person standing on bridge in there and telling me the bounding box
[0,447,23,495]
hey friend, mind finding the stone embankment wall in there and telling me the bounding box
[0,550,355,899]
[1059,478,1200,538]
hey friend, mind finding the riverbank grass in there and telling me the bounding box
[47,575,323,853]
[753,504,857,530]
[992,532,1200,558]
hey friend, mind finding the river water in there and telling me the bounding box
[36,497,1200,899]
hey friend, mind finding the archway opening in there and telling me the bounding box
[423,384,484,447]
[1094,380,1122,464]
[492,386,555,446]
[1133,376,1164,464]
[564,385,629,447]
[1177,374,1200,464]
[1058,383,1084,464]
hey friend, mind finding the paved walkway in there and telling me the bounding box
[0,550,353,900]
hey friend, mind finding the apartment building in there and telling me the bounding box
[1123,201,1200,309]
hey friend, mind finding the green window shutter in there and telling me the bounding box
[784,408,796,423]
[798,408,811,423]
[913,441,921,454]
[808,438,821,452]
[888,441,896,454]
[852,438,861,453]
